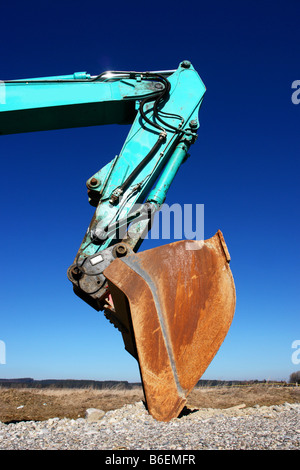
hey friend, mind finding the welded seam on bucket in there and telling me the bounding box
[120,255,185,397]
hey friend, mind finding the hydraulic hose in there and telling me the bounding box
[117,132,166,194]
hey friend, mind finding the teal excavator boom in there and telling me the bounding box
[0,61,236,421]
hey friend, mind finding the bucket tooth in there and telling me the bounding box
[103,230,236,421]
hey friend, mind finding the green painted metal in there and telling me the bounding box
[147,137,192,206]
[0,71,163,133]
[78,62,205,260]
[0,60,206,309]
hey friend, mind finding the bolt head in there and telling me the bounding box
[71,266,82,280]
[114,244,128,258]
[190,120,198,129]
[90,178,99,187]
[181,60,191,69]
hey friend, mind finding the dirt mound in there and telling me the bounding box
[0,385,299,423]
[0,387,144,423]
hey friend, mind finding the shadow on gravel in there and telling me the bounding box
[142,400,199,419]
[2,419,36,425]
[177,406,199,418]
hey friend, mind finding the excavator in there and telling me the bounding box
[0,60,236,421]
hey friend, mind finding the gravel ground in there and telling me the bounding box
[0,401,299,450]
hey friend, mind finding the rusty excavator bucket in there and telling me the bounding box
[103,230,236,422]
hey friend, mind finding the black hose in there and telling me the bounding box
[118,133,165,193]
[139,94,166,133]
[112,72,186,196]
[142,72,187,135]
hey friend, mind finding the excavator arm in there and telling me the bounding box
[0,61,236,421]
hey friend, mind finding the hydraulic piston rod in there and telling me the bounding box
[147,137,192,206]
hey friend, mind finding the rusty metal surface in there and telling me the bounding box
[103,230,236,421]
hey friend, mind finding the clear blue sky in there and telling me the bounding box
[0,0,299,383]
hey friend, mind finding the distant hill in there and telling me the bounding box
[0,378,278,389]
[0,378,140,389]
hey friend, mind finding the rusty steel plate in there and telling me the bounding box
[103,230,236,421]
